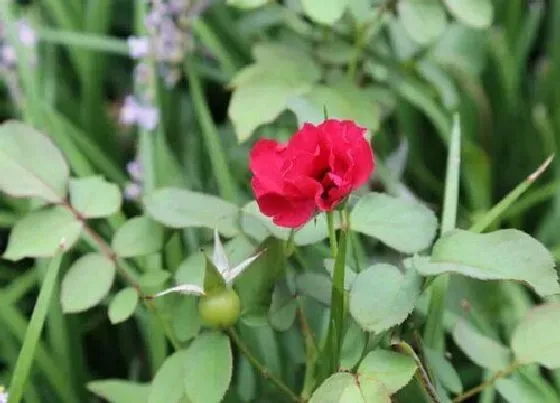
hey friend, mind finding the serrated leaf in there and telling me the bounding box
[88,380,150,403]
[228,43,321,141]
[184,332,232,403]
[301,0,349,25]
[148,350,189,403]
[108,288,139,324]
[351,192,437,253]
[397,0,446,45]
[444,0,492,28]
[414,229,560,297]
[111,216,164,258]
[511,302,560,369]
[69,176,121,218]
[358,350,417,393]
[453,320,511,371]
[349,263,421,333]
[145,187,239,236]
[310,372,391,403]
[0,121,69,202]
[4,206,82,260]
[61,253,116,313]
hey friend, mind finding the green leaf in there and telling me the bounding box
[61,253,116,313]
[184,332,232,403]
[8,251,64,403]
[324,258,357,290]
[358,350,417,393]
[108,287,139,324]
[148,350,189,403]
[429,24,488,75]
[235,238,285,313]
[228,43,321,141]
[145,187,239,236]
[268,281,297,331]
[443,0,492,28]
[414,229,560,297]
[88,380,150,403]
[351,192,438,253]
[309,372,391,403]
[397,0,446,45]
[111,216,164,258]
[69,176,121,218]
[296,272,333,306]
[301,0,349,25]
[452,320,511,371]
[4,206,82,260]
[340,320,366,370]
[496,377,556,403]
[306,81,380,131]
[349,263,421,333]
[424,349,463,394]
[171,296,201,342]
[511,302,560,369]
[0,121,69,202]
[227,0,269,8]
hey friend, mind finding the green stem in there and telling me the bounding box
[298,304,318,400]
[184,58,238,203]
[319,208,349,381]
[452,361,523,402]
[326,212,337,258]
[38,29,129,55]
[424,115,461,351]
[227,328,301,403]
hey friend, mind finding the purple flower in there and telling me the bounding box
[17,20,36,46]
[126,160,144,181]
[124,182,142,200]
[127,36,150,59]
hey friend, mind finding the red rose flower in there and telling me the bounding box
[249,119,375,228]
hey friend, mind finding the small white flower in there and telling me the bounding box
[127,36,149,59]
[120,96,139,126]
[17,20,36,46]
[0,386,8,403]
[152,229,263,298]
[136,105,159,131]
[124,182,142,200]
[1,45,16,65]
[126,160,143,181]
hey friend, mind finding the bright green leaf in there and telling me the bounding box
[414,229,560,297]
[88,380,150,403]
[306,81,380,131]
[444,0,492,28]
[171,296,201,342]
[351,192,438,253]
[397,0,446,45]
[511,302,560,369]
[145,187,239,236]
[349,263,421,333]
[310,372,391,403]
[358,350,417,393]
[301,0,349,25]
[108,288,139,324]
[61,253,116,313]
[453,320,511,371]
[69,176,121,218]
[0,121,69,202]
[4,206,82,260]
[111,216,164,258]
[228,43,321,141]
[184,332,232,403]
[148,350,189,403]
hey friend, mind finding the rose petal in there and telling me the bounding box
[249,138,286,194]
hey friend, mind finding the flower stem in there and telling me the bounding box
[452,361,523,402]
[227,328,301,403]
[318,207,349,382]
[326,212,337,258]
[298,303,318,400]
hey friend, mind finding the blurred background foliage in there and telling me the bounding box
[1,0,560,402]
